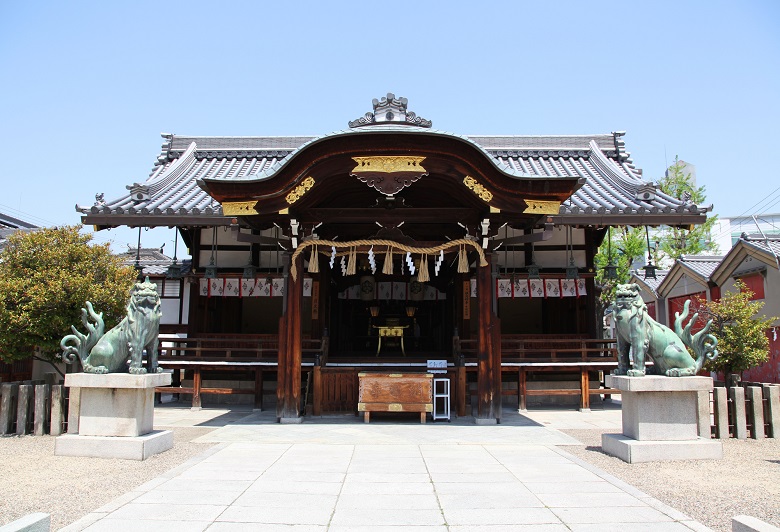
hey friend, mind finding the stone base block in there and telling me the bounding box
[602,433,722,463]
[474,417,498,425]
[55,430,173,461]
[279,416,303,424]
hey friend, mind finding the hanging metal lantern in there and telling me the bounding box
[566,258,579,279]
[204,260,218,279]
[643,226,657,279]
[242,262,257,279]
[565,227,578,278]
[526,263,540,279]
[166,227,183,279]
[204,227,218,279]
[643,263,657,280]
[166,261,183,279]
[603,226,618,279]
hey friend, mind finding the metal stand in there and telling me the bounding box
[432,378,450,421]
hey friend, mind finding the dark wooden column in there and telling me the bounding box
[476,253,500,422]
[277,253,303,421]
[584,228,598,338]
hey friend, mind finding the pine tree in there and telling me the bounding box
[657,156,718,260]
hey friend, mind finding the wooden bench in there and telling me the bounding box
[357,372,433,423]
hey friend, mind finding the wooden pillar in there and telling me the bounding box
[312,365,322,416]
[580,369,590,411]
[192,368,202,409]
[254,369,264,411]
[476,253,499,422]
[276,316,287,418]
[584,228,598,338]
[492,317,502,421]
[278,253,303,421]
[518,368,527,411]
[456,366,466,417]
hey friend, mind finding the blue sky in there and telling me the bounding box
[1,1,778,254]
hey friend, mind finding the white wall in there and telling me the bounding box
[666,273,708,300]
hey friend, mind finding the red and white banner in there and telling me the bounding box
[198,277,306,298]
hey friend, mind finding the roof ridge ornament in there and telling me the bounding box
[348,93,432,128]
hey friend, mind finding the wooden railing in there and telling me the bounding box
[452,334,619,411]
[158,334,328,361]
[454,334,617,362]
[155,334,329,409]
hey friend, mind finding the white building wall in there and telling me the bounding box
[666,273,708,299]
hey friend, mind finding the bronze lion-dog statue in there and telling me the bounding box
[612,283,718,377]
[61,277,162,374]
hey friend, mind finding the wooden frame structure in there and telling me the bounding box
[79,94,711,421]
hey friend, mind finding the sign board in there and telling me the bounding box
[427,359,448,374]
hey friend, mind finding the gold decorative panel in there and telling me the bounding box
[351,156,426,174]
[463,176,493,203]
[222,201,258,216]
[523,200,561,215]
[285,176,316,205]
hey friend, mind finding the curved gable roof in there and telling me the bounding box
[77,108,710,228]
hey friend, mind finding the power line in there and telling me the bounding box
[709,184,780,242]
[0,203,61,227]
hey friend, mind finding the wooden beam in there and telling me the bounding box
[299,208,481,225]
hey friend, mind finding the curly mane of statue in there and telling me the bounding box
[612,283,718,377]
[61,277,162,374]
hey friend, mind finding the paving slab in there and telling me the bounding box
[62,402,713,532]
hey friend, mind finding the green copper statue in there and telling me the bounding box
[61,277,162,374]
[612,283,718,377]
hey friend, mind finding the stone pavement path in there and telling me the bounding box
[62,405,710,532]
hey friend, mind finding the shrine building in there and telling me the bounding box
[77,94,710,422]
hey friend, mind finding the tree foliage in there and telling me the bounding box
[657,156,718,260]
[699,280,777,376]
[594,225,647,305]
[0,226,137,363]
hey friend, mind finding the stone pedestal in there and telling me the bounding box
[55,373,173,460]
[601,375,722,463]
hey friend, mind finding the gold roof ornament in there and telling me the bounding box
[523,199,561,215]
[285,176,315,205]
[463,176,493,203]
[221,200,258,216]
[350,156,428,195]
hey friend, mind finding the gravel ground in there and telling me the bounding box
[1,425,778,531]
[0,427,217,531]
[561,429,780,532]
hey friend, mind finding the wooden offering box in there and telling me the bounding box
[357,372,433,423]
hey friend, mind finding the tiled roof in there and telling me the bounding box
[741,235,780,257]
[119,247,191,276]
[630,269,668,295]
[78,129,708,223]
[0,211,37,230]
[677,255,723,280]
[0,210,39,250]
